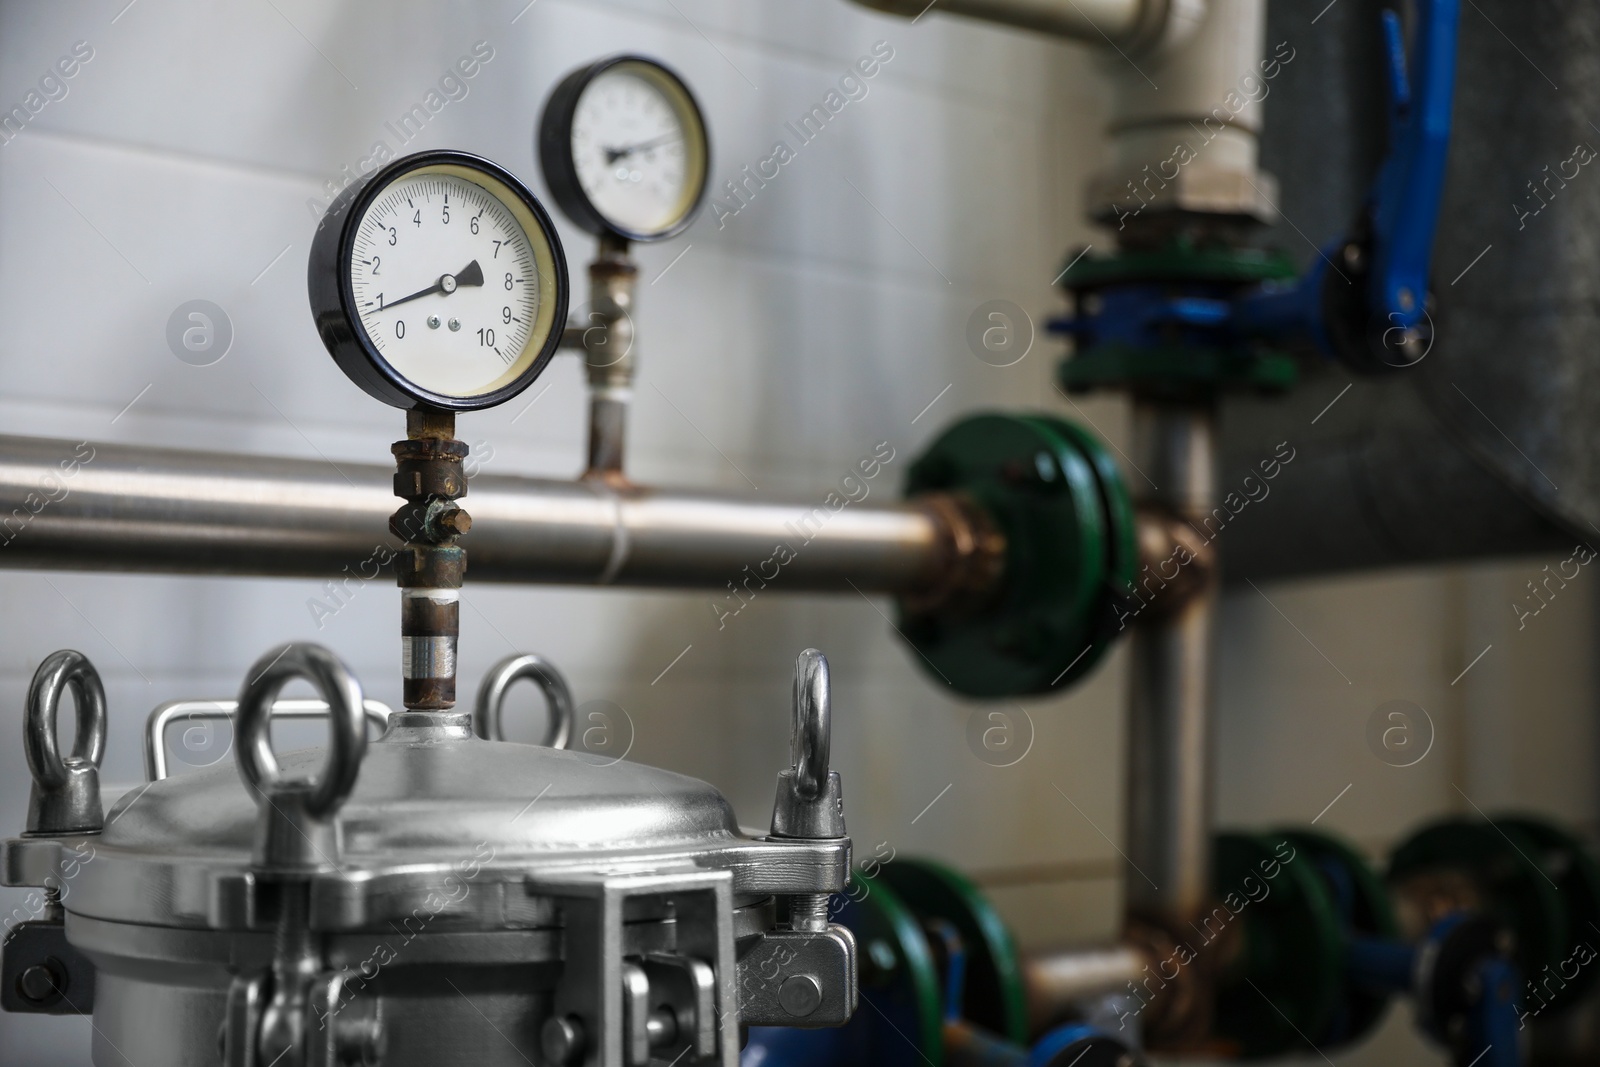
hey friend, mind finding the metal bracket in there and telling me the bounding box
[735,926,858,1028]
[533,869,740,1067]
[1,920,95,1015]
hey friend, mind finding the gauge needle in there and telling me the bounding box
[379,260,485,311]
[604,134,681,164]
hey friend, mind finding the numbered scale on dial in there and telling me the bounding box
[539,54,710,242]
[309,150,568,410]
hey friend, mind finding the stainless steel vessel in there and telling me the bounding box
[2,646,857,1067]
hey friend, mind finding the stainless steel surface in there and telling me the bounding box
[0,434,958,593]
[1124,401,1217,932]
[845,0,1188,49]
[145,698,395,782]
[473,652,574,748]
[11,647,856,1065]
[736,925,858,1028]
[790,649,830,800]
[23,650,107,836]
[1022,943,1148,1031]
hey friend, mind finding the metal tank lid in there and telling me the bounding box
[54,718,793,933]
[6,648,849,936]
[106,724,741,862]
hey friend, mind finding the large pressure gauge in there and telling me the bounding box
[309,150,568,411]
[539,54,710,242]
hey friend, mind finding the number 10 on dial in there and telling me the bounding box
[309,151,569,411]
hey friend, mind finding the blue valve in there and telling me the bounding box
[1235,0,1458,370]
[1347,912,1523,1067]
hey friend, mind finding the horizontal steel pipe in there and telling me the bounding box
[0,435,984,595]
[845,0,1196,51]
[1023,943,1149,1033]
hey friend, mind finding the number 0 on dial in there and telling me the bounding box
[309,151,569,411]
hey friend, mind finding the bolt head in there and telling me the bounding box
[448,317,462,332]
[541,1015,585,1065]
[17,962,61,1003]
[778,973,823,1017]
[437,508,472,536]
[427,315,441,330]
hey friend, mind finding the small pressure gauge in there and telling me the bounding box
[309,150,569,411]
[539,54,710,242]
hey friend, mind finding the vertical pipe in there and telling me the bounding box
[392,409,468,713]
[582,235,637,482]
[1124,400,1218,931]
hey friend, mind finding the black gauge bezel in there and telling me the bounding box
[308,149,570,412]
[538,53,711,243]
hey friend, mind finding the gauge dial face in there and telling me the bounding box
[310,153,567,411]
[348,168,550,401]
[542,57,709,241]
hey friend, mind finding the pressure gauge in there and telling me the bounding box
[539,54,710,242]
[309,150,568,411]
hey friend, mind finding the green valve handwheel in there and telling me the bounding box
[1211,831,1345,1060]
[840,870,948,1066]
[1276,828,1399,1051]
[1035,415,1139,688]
[1390,814,1600,1021]
[875,857,1031,1045]
[1389,817,1571,1000]
[1493,815,1600,1014]
[900,413,1136,698]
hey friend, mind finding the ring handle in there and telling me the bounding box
[24,650,108,835]
[25,650,107,790]
[791,649,830,800]
[473,653,573,748]
[235,643,366,819]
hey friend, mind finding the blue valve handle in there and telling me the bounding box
[1235,0,1458,364]
[1468,957,1523,1067]
[1370,1,1457,332]
[1347,913,1523,1067]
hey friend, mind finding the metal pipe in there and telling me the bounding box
[845,0,1199,51]
[580,235,637,483]
[1123,401,1218,933]
[1022,943,1148,1033]
[1090,0,1274,232]
[0,434,983,596]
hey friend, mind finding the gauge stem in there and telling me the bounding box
[582,236,638,484]
[391,409,469,713]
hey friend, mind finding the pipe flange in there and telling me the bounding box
[899,413,1136,697]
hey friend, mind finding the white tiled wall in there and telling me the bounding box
[0,3,1592,1066]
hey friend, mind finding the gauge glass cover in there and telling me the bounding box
[542,56,709,241]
